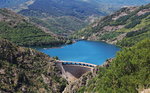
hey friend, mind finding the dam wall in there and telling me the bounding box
[56,62,94,82]
[63,65,92,78]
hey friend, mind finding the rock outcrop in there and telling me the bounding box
[0,39,67,93]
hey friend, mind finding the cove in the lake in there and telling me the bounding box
[36,40,120,65]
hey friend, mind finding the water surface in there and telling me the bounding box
[36,40,120,65]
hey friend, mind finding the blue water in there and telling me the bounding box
[36,40,120,65]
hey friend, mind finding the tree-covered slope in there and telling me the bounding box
[0,38,67,93]
[30,16,87,36]
[72,4,150,47]
[64,39,150,93]
[0,9,66,46]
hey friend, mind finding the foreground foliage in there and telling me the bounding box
[77,39,150,93]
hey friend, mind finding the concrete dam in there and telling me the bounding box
[55,60,97,82]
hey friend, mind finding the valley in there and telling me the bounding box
[18,0,107,35]
[0,1,150,93]
[1,0,150,36]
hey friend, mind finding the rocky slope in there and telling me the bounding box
[72,4,150,47]
[0,8,66,47]
[0,38,67,93]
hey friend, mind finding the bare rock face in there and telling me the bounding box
[137,9,150,16]
[103,25,125,31]
[63,65,92,82]
[112,6,137,20]
[63,71,95,93]
[139,88,150,93]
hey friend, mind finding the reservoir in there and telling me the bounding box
[36,40,120,65]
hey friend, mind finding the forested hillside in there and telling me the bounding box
[72,4,150,47]
[0,38,67,93]
[0,9,66,47]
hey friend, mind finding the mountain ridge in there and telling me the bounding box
[72,4,150,47]
[0,8,67,47]
[1,0,149,36]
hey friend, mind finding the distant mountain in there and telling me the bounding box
[18,0,108,35]
[0,0,29,8]
[20,0,106,19]
[18,0,150,35]
[94,0,150,5]
[72,4,150,47]
[1,0,150,36]
[0,9,66,46]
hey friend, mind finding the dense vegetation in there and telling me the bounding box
[0,21,65,46]
[72,4,150,47]
[117,28,150,47]
[0,9,66,47]
[0,39,67,93]
[75,39,150,93]
[30,17,87,35]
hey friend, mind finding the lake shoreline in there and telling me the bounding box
[35,40,120,65]
[36,39,121,49]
